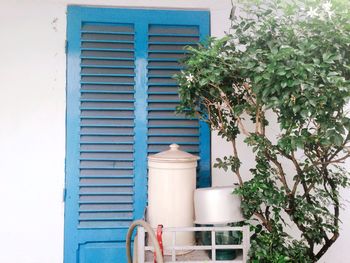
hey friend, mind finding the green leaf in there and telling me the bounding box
[333,133,344,146]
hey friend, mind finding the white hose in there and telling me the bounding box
[126,220,164,263]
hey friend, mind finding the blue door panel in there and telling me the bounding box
[65,6,210,263]
[79,242,127,263]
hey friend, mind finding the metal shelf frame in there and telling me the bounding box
[136,225,250,263]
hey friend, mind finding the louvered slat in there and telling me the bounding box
[79,23,135,228]
[147,25,200,156]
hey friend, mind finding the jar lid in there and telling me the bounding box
[148,144,200,163]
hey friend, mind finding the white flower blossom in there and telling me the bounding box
[322,1,334,19]
[307,7,318,18]
[326,9,334,19]
[218,52,226,59]
[322,1,332,13]
[185,73,194,83]
[308,1,334,20]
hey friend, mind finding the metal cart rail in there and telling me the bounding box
[136,225,250,263]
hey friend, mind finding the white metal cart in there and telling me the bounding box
[136,225,250,263]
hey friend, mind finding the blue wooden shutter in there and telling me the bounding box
[147,24,211,187]
[65,7,210,263]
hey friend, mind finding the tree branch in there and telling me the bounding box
[232,139,244,186]
[254,211,273,232]
[265,150,291,194]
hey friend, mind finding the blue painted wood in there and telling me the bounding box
[65,6,210,263]
[198,15,211,188]
[65,7,81,263]
[132,17,148,227]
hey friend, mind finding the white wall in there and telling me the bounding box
[0,0,348,262]
[0,1,230,263]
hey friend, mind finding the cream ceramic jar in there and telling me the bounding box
[147,144,199,254]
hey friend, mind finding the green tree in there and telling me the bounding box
[176,0,350,261]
